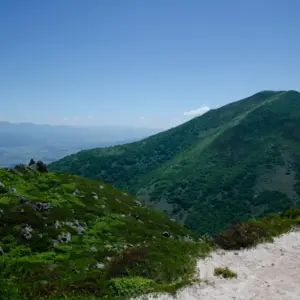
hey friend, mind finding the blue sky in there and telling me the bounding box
[1,0,300,129]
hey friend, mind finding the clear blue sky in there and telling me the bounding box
[1,0,300,129]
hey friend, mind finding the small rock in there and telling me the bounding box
[96,262,105,269]
[58,232,71,243]
[72,189,80,196]
[0,181,5,187]
[101,205,106,209]
[93,195,98,200]
[22,224,33,240]
[135,200,142,206]
[90,246,97,252]
[35,202,50,212]
[99,185,104,189]
[135,214,140,220]
[0,246,4,255]
[0,208,4,214]
[163,231,170,238]
[55,220,61,229]
[65,220,86,234]
[9,186,16,193]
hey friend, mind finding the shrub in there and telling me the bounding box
[110,276,153,297]
[214,267,237,279]
[214,221,267,250]
[108,247,149,278]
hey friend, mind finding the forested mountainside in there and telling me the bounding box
[0,163,211,299]
[49,90,300,234]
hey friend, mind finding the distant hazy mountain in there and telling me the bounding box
[0,122,160,167]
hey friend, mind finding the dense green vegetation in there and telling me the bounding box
[49,90,300,234]
[214,206,300,250]
[0,165,211,300]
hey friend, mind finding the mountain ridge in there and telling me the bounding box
[49,90,300,234]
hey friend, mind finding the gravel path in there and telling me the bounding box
[136,230,300,300]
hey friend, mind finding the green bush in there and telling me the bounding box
[214,222,267,250]
[214,207,300,250]
[214,267,237,279]
[0,166,211,299]
[110,277,153,297]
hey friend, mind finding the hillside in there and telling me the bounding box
[0,163,211,300]
[49,90,300,235]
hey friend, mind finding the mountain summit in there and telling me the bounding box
[49,90,300,234]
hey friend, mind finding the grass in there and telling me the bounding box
[214,267,237,279]
[0,165,211,300]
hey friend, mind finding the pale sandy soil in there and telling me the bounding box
[136,230,300,300]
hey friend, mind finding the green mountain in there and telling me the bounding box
[49,90,300,235]
[0,164,211,299]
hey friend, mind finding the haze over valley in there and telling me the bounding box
[0,121,160,167]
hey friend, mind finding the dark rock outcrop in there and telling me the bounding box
[28,158,36,166]
[36,161,48,173]
[19,197,51,212]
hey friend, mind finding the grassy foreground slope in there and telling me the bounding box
[0,165,211,300]
[49,90,300,234]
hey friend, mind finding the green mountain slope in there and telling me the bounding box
[49,90,300,234]
[0,164,211,300]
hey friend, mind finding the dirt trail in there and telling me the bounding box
[137,230,300,300]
